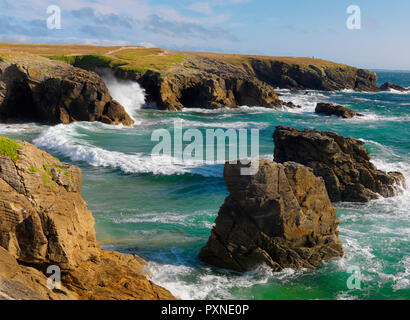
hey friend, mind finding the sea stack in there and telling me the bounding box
[199,160,344,272]
[273,126,406,202]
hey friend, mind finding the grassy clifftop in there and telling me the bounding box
[0,42,354,75]
[0,42,379,111]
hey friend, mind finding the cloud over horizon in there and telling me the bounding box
[0,0,409,70]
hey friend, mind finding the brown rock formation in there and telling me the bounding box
[112,56,284,111]
[0,55,133,125]
[0,138,174,300]
[112,55,379,111]
[379,82,407,92]
[273,126,406,202]
[315,103,362,118]
[199,160,343,272]
[244,59,379,92]
[0,246,76,300]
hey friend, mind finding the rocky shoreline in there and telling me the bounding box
[0,138,175,300]
[0,44,408,299]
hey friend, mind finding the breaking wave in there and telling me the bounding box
[33,123,224,178]
[101,70,146,124]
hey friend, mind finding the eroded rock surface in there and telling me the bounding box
[199,160,343,272]
[0,55,133,125]
[0,138,174,300]
[113,55,284,111]
[273,126,406,202]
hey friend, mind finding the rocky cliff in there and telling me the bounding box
[110,52,379,110]
[103,53,285,111]
[199,160,343,272]
[0,43,380,112]
[0,44,381,113]
[0,54,133,125]
[0,137,174,300]
[241,58,379,92]
[274,126,406,202]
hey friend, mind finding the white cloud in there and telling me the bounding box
[187,2,213,15]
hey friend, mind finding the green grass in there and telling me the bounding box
[43,164,72,183]
[47,54,127,71]
[113,49,184,72]
[29,167,38,173]
[190,52,353,70]
[42,175,56,189]
[0,56,11,63]
[0,137,22,162]
[47,48,185,75]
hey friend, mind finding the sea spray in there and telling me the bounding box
[100,70,146,123]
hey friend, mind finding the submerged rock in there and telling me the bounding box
[315,103,362,118]
[0,55,133,125]
[0,138,174,300]
[199,160,343,272]
[380,82,407,92]
[273,126,406,202]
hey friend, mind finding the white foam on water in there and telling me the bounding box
[111,210,216,229]
[178,118,270,130]
[0,123,45,134]
[278,90,327,113]
[33,123,225,177]
[392,257,410,291]
[384,88,410,94]
[348,113,410,123]
[147,262,303,300]
[101,70,146,124]
[182,106,278,115]
[334,150,410,293]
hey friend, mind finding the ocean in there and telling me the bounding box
[1,71,409,300]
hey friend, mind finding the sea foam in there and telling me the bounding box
[101,70,146,124]
[33,123,224,178]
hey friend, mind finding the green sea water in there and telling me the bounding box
[1,71,409,300]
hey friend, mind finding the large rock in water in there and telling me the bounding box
[0,55,133,125]
[273,126,406,202]
[199,160,343,272]
[0,137,174,300]
[379,82,407,92]
[315,103,362,119]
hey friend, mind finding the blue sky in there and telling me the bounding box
[1,0,409,69]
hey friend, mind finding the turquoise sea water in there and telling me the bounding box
[1,72,409,300]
